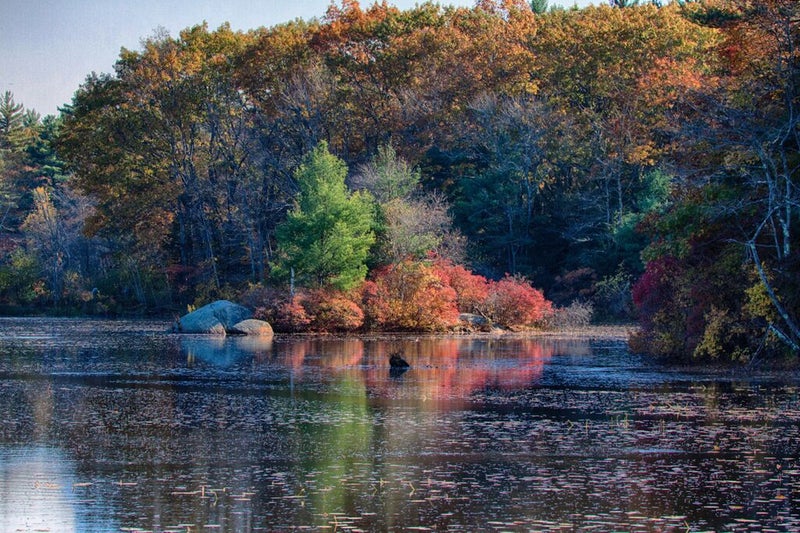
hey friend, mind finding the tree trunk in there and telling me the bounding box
[748,241,800,353]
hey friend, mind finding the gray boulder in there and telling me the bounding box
[458,313,492,331]
[174,300,253,335]
[229,319,274,337]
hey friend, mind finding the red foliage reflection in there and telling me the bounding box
[272,337,589,401]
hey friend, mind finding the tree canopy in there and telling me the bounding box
[0,0,796,358]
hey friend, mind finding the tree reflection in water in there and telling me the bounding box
[269,336,588,402]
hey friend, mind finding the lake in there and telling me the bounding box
[0,317,798,532]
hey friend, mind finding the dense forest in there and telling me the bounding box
[0,0,797,362]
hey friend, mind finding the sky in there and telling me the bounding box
[1,0,592,117]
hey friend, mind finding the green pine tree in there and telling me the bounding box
[0,91,25,150]
[273,141,376,291]
[530,0,549,14]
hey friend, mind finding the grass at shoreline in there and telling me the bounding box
[531,324,636,340]
[272,324,637,341]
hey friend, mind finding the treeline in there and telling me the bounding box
[0,0,797,360]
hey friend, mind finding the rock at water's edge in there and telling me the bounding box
[229,319,274,337]
[458,313,493,332]
[174,300,253,335]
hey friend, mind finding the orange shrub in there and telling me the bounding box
[361,260,460,331]
[304,289,364,332]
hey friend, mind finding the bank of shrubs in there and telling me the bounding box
[247,258,553,333]
[628,248,799,362]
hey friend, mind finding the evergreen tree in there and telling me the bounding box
[0,91,24,150]
[530,0,549,14]
[0,92,26,231]
[273,142,376,291]
[0,150,10,230]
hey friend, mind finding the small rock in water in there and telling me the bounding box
[389,352,410,368]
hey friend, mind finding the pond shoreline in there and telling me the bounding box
[0,314,637,340]
[263,324,638,341]
[5,315,797,371]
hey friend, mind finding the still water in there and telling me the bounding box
[0,318,799,532]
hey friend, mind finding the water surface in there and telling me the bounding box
[1,318,799,532]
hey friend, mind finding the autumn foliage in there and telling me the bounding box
[8,0,796,359]
[432,259,490,313]
[483,275,553,329]
[254,292,312,333]
[360,260,461,332]
[253,288,364,333]
[250,257,553,333]
[304,290,365,332]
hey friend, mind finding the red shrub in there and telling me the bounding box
[253,288,365,333]
[433,259,489,313]
[360,280,390,329]
[247,262,550,333]
[274,297,313,333]
[483,274,553,328]
[253,288,311,333]
[632,256,682,325]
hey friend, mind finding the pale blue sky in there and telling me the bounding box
[1,0,592,116]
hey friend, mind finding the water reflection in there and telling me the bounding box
[181,335,273,367]
[1,318,800,531]
[270,336,587,402]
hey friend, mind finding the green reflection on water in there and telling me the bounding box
[295,372,374,526]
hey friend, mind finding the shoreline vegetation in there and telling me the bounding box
[1,1,798,363]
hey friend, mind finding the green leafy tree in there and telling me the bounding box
[354,145,465,264]
[0,249,41,305]
[351,145,420,204]
[273,142,376,291]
